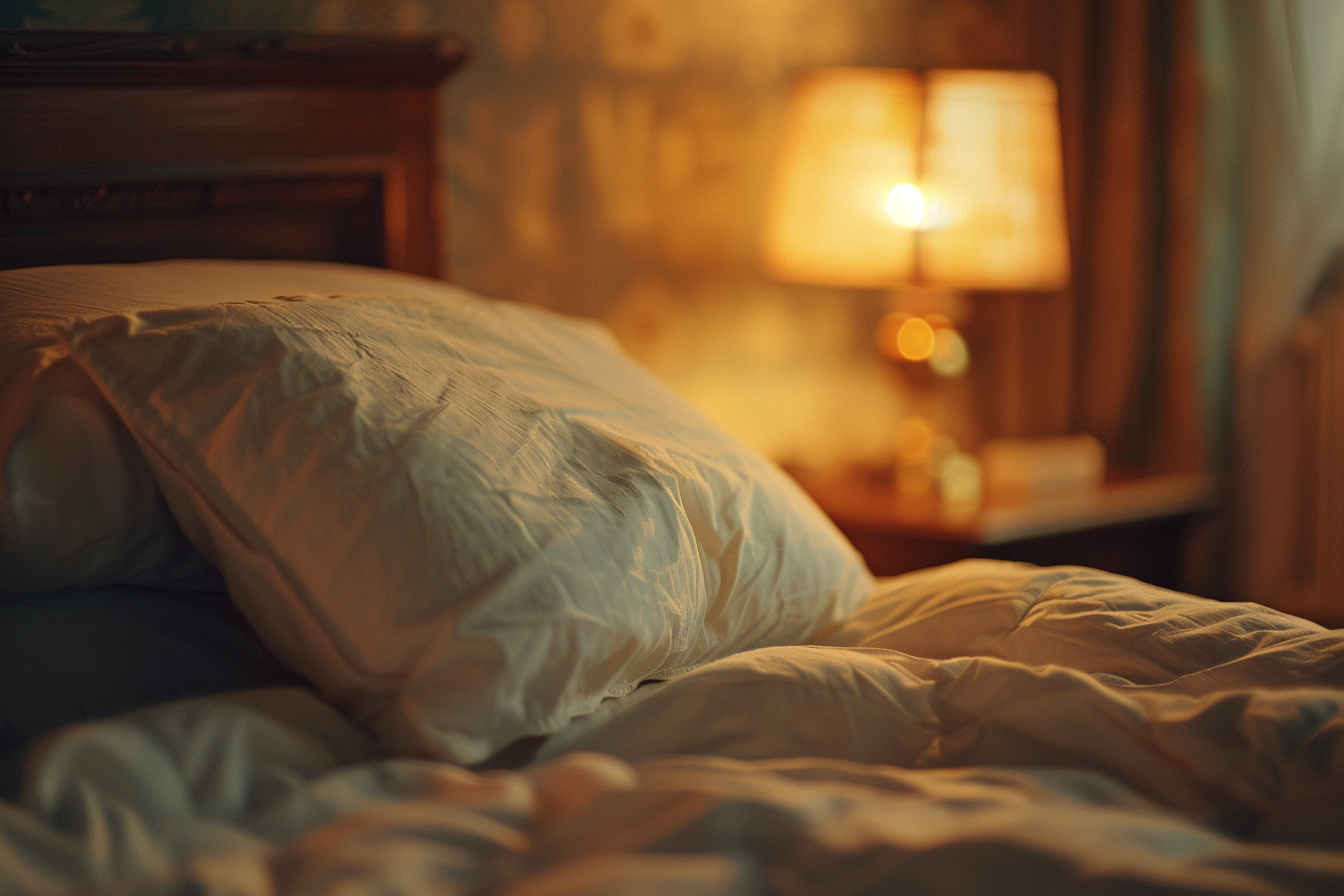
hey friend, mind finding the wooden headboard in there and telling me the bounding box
[0,31,468,275]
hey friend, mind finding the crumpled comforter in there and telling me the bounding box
[5,560,1344,895]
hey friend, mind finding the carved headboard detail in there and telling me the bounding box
[0,31,468,275]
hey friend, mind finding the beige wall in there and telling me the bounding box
[15,0,1076,468]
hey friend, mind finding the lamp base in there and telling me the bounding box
[884,284,968,323]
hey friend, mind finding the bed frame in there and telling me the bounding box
[0,30,468,276]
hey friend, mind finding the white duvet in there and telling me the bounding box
[6,560,1344,895]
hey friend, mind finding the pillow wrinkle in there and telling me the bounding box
[59,280,871,763]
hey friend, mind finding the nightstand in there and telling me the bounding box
[792,467,1216,592]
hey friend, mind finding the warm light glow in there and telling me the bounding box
[894,316,935,361]
[762,68,1070,478]
[762,68,921,287]
[886,183,924,228]
[763,67,1070,291]
[894,416,973,504]
[919,70,1071,289]
[877,311,935,361]
[877,312,968,375]
[929,327,969,377]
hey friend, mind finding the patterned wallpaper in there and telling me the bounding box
[7,0,1020,467]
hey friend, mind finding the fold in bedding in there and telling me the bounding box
[538,644,1344,844]
[4,560,1343,895]
[8,691,1344,896]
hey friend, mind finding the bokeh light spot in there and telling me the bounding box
[886,182,925,228]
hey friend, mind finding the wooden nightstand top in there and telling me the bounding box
[791,467,1217,546]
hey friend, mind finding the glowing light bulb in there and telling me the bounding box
[886,183,924,228]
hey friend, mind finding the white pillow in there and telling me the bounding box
[61,285,873,762]
[1,260,456,594]
[0,352,208,592]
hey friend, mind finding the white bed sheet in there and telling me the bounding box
[5,561,1344,895]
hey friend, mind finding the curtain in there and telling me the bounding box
[1200,0,1344,606]
[1067,0,1204,475]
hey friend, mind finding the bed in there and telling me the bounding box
[3,30,1344,896]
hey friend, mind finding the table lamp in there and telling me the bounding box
[762,67,1071,509]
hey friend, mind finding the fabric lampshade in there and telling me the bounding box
[763,67,1070,292]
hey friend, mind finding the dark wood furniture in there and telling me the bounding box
[794,467,1215,592]
[0,30,468,275]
